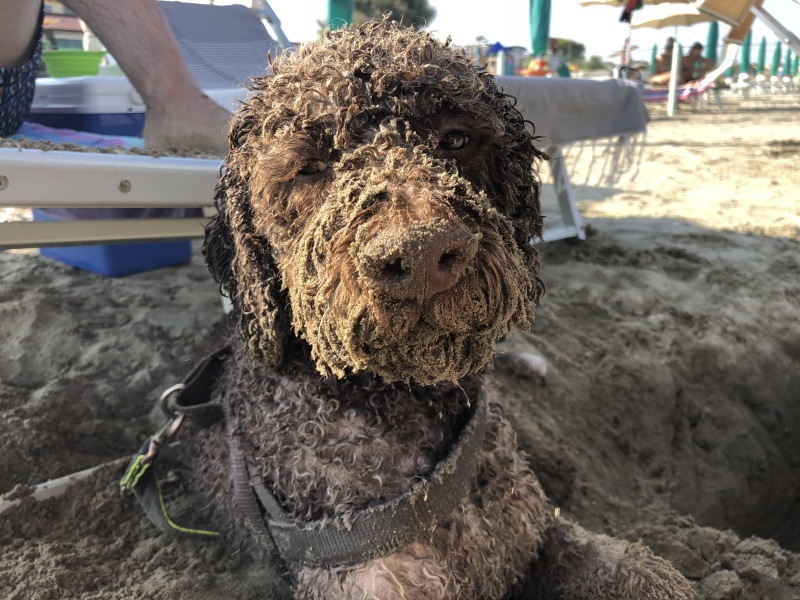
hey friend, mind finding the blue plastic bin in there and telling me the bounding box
[33,209,194,277]
[28,111,145,137]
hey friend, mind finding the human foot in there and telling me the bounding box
[143,96,231,156]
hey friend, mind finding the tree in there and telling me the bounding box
[353,0,436,28]
[555,38,586,63]
[585,55,605,70]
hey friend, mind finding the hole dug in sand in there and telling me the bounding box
[496,225,800,598]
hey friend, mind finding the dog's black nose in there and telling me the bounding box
[358,222,480,300]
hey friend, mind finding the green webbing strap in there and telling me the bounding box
[121,438,220,538]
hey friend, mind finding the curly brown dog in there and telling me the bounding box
[179,21,696,600]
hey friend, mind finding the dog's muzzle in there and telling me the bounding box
[357,220,480,301]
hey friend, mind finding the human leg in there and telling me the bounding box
[62,0,231,155]
[0,1,43,136]
[650,71,672,86]
[0,0,41,68]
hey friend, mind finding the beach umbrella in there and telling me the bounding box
[530,0,551,56]
[327,0,353,30]
[631,4,715,29]
[771,41,782,75]
[757,36,766,73]
[786,48,793,76]
[794,55,800,77]
[649,42,658,74]
[740,30,752,75]
[704,21,718,61]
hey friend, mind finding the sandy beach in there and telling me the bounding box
[1,91,799,599]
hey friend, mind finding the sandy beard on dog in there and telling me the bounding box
[176,20,696,600]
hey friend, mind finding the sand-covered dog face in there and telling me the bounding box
[205,21,545,384]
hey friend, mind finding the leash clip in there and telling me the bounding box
[160,383,187,417]
[120,383,186,496]
[144,413,185,463]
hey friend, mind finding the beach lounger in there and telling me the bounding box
[0,1,288,254]
[157,0,286,91]
[0,140,218,251]
[641,43,739,110]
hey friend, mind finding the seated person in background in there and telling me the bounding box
[649,37,675,86]
[681,42,714,85]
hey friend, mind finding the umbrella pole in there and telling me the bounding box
[623,24,631,66]
[667,32,680,117]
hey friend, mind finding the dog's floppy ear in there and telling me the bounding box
[203,111,290,366]
[485,75,547,306]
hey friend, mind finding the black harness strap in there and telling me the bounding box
[232,391,488,567]
[120,347,231,538]
[123,346,489,569]
[222,392,283,558]
[165,346,230,425]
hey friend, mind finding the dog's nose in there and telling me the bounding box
[358,223,480,300]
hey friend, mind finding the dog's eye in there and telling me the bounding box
[298,160,328,176]
[439,132,469,151]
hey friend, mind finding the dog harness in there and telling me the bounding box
[121,347,488,568]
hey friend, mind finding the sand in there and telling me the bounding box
[1,92,799,599]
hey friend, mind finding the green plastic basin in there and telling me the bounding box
[42,50,106,78]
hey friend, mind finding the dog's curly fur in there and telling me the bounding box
[181,21,696,600]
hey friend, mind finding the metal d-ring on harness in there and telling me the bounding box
[121,346,489,569]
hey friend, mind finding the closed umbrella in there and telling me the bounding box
[757,36,766,73]
[786,48,793,77]
[740,30,752,75]
[705,21,718,62]
[649,42,658,75]
[771,41,782,75]
[530,0,551,56]
[327,0,353,30]
[794,55,799,77]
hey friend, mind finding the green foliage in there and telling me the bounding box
[353,0,437,28]
[554,38,586,62]
[585,55,605,70]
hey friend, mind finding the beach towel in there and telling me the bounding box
[11,121,144,149]
[496,76,649,185]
